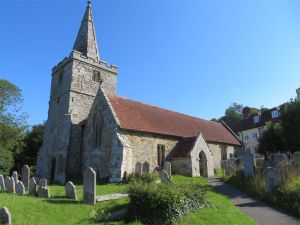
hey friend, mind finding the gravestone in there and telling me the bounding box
[142,162,150,173]
[16,181,25,195]
[83,167,96,205]
[6,177,15,194]
[0,175,5,190]
[12,171,18,184]
[224,159,235,176]
[273,154,289,167]
[65,181,77,200]
[38,178,47,187]
[164,161,172,177]
[4,177,10,190]
[264,167,279,193]
[0,207,12,225]
[243,153,255,177]
[38,186,50,198]
[159,170,172,183]
[291,151,300,165]
[29,177,37,196]
[135,162,142,175]
[21,165,30,191]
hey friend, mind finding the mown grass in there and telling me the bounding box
[0,176,257,225]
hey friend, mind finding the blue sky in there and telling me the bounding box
[1,0,300,126]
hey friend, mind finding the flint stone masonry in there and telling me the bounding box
[29,177,37,196]
[83,167,96,205]
[65,181,77,200]
[0,175,5,190]
[22,165,30,191]
[96,193,128,202]
[16,181,25,195]
[0,207,12,225]
[264,167,279,193]
[12,171,18,184]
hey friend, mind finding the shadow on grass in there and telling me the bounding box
[46,198,82,205]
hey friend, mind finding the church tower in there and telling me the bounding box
[36,1,118,184]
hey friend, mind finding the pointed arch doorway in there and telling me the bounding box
[199,150,208,177]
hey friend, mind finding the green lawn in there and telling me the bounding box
[0,176,257,225]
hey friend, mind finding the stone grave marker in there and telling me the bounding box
[135,162,142,175]
[0,175,5,190]
[38,186,50,198]
[83,167,96,205]
[21,165,30,191]
[38,178,47,187]
[273,154,289,167]
[159,170,172,183]
[164,161,172,178]
[65,181,77,200]
[0,207,12,225]
[6,177,15,194]
[12,171,18,184]
[243,153,255,177]
[16,181,25,195]
[291,151,300,165]
[29,177,37,196]
[264,167,279,193]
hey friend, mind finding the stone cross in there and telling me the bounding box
[243,153,255,177]
[21,165,30,191]
[0,207,12,225]
[29,177,37,196]
[12,171,18,184]
[164,161,172,177]
[83,167,96,205]
[0,174,5,190]
[264,167,279,193]
[16,181,25,195]
[6,177,15,194]
[65,181,77,200]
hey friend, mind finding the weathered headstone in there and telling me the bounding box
[38,178,47,187]
[164,161,172,177]
[264,167,279,193]
[0,175,5,190]
[83,167,96,205]
[223,159,235,176]
[21,165,30,191]
[29,177,37,196]
[142,162,150,173]
[159,170,172,183]
[0,207,12,225]
[291,151,300,165]
[6,177,15,194]
[65,181,77,200]
[16,181,25,195]
[243,153,255,177]
[135,162,142,175]
[273,154,289,167]
[37,186,50,198]
[4,177,10,190]
[12,171,18,184]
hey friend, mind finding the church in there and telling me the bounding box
[36,1,241,184]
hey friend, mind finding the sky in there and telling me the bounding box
[1,0,300,126]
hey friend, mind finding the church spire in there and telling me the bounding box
[73,1,100,61]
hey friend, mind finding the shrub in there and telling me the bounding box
[126,173,160,184]
[128,183,211,224]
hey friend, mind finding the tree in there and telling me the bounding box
[219,103,243,127]
[257,122,284,156]
[279,89,300,153]
[0,79,27,175]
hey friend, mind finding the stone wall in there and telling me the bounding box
[207,143,235,169]
[171,158,192,176]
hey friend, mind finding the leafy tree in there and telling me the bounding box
[257,122,284,156]
[219,103,243,127]
[0,79,27,175]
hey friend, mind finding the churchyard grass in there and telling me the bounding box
[0,176,257,225]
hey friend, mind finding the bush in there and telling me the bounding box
[128,183,211,224]
[0,146,13,176]
[125,173,160,184]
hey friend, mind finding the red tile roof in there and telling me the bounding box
[108,95,241,146]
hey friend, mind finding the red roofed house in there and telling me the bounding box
[36,2,241,183]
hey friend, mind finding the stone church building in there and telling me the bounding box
[36,1,241,184]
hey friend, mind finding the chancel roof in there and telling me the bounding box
[108,95,241,146]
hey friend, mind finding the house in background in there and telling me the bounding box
[233,105,284,154]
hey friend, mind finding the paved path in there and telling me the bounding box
[208,177,299,225]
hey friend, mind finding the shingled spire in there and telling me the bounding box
[73,1,100,61]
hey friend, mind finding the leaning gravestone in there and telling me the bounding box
[264,167,279,193]
[12,171,18,184]
[21,165,30,191]
[29,177,37,196]
[243,153,255,177]
[164,161,172,178]
[6,177,15,194]
[16,181,25,195]
[0,207,12,225]
[83,167,96,205]
[159,170,172,183]
[65,181,77,200]
[0,175,5,190]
